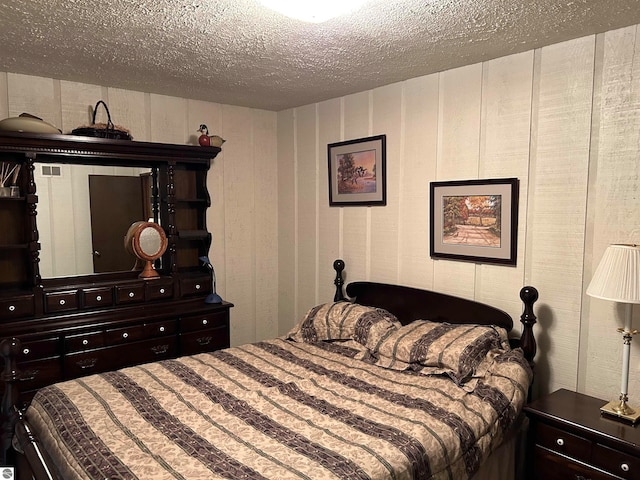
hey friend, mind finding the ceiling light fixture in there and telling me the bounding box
[258,0,367,23]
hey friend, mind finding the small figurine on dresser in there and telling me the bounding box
[197,124,225,147]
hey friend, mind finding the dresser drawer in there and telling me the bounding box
[146,280,174,301]
[105,324,145,345]
[19,357,62,392]
[535,421,592,463]
[64,349,112,377]
[138,338,177,361]
[533,445,617,480]
[593,443,640,479]
[180,276,211,297]
[64,338,177,378]
[82,287,114,308]
[115,284,145,305]
[181,311,228,333]
[45,290,79,313]
[180,323,229,355]
[19,336,60,359]
[65,331,105,352]
[145,319,177,338]
[0,294,35,320]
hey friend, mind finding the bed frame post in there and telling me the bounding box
[1,337,21,466]
[333,259,345,301]
[519,286,538,364]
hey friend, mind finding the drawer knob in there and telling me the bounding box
[122,332,129,339]
[556,438,564,447]
[8,305,15,312]
[195,284,201,290]
[96,295,102,301]
[160,288,165,294]
[129,292,135,298]
[621,463,630,472]
[22,348,30,355]
[59,299,66,305]
[202,319,208,325]
[159,326,165,332]
[82,339,89,346]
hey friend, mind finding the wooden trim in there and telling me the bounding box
[0,131,220,163]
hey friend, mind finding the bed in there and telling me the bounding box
[1,260,538,480]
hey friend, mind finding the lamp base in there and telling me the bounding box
[204,293,223,304]
[600,400,640,424]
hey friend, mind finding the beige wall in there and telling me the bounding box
[277,23,640,402]
[0,73,279,348]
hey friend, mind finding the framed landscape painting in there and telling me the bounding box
[430,178,519,265]
[328,135,386,206]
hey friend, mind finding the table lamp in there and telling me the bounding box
[586,244,640,423]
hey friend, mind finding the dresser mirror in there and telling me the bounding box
[35,162,161,279]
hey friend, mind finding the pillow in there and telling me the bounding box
[372,320,509,384]
[287,302,400,349]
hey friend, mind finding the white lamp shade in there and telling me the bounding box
[587,244,640,304]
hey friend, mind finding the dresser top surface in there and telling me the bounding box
[525,388,640,450]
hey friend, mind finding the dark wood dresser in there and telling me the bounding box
[0,131,233,408]
[524,388,640,480]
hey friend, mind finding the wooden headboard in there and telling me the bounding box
[346,281,513,330]
[332,259,538,363]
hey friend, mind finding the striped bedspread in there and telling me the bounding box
[23,338,531,480]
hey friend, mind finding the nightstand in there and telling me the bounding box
[524,388,640,480]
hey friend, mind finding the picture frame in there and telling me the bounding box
[430,178,519,266]
[328,134,386,206]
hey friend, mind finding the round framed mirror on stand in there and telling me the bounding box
[124,221,167,279]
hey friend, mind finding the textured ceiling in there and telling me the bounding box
[1,0,640,111]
